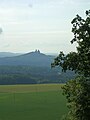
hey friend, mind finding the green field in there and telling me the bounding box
[0,84,68,120]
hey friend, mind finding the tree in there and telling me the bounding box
[0,27,3,34]
[52,10,90,120]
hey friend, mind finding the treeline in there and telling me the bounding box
[0,66,76,85]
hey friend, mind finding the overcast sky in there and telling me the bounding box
[0,0,90,54]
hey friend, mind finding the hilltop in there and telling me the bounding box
[0,50,76,84]
[0,50,54,67]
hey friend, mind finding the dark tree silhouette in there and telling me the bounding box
[52,10,90,120]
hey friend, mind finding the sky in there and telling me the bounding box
[0,0,90,54]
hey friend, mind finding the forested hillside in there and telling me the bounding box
[0,51,76,84]
[0,50,53,66]
[0,66,76,84]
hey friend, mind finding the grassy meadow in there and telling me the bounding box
[0,84,68,120]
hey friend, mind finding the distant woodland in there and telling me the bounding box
[0,66,75,85]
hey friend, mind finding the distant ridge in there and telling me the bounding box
[0,52,21,58]
[0,50,76,85]
[0,50,54,67]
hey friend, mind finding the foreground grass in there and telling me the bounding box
[0,84,67,120]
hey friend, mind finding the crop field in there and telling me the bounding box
[0,84,68,120]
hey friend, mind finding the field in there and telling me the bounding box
[0,84,68,120]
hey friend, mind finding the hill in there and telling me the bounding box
[0,52,21,58]
[0,50,76,84]
[0,50,54,67]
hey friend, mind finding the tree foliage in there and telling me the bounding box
[52,10,90,120]
[62,76,90,120]
[52,10,90,77]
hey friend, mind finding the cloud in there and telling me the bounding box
[4,44,10,48]
[28,4,33,8]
